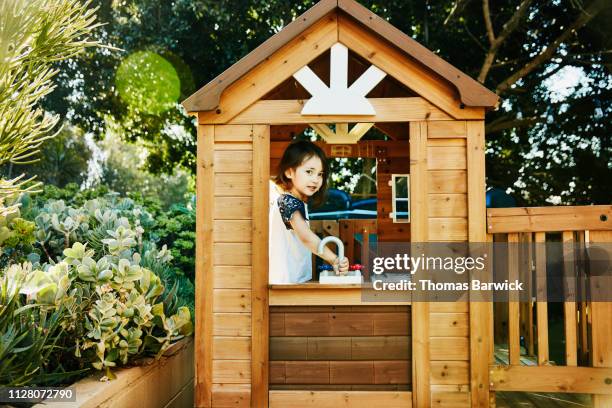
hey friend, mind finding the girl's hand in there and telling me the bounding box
[333,257,350,275]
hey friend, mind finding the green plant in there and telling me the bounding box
[0,0,102,217]
[0,263,87,386]
[1,220,193,383]
[151,204,195,281]
[4,125,93,188]
[0,209,37,267]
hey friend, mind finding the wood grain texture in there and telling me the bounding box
[213,313,251,337]
[428,170,467,193]
[588,230,612,407]
[486,205,611,233]
[213,266,251,289]
[562,231,578,367]
[428,121,467,138]
[213,337,251,360]
[427,146,466,170]
[251,125,269,408]
[535,232,549,365]
[211,384,250,408]
[409,121,430,407]
[212,360,251,384]
[214,174,252,196]
[195,125,214,407]
[228,97,452,124]
[490,365,612,394]
[428,194,468,217]
[269,390,412,408]
[467,121,490,408]
[213,197,253,219]
[429,313,469,337]
[430,361,469,385]
[338,14,483,120]
[507,233,521,366]
[199,14,338,124]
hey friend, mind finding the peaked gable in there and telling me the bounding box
[183,0,498,117]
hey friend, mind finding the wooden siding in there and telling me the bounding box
[269,306,411,389]
[425,122,473,406]
[209,125,256,407]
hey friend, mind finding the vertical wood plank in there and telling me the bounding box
[487,233,495,367]
[507,233,521,366]
[524,233,535,357]
[251,125,270,408]
[577,231,589,365]
[535,232,549,365]
[588,231,612,408]
[467,120,490,407]
[410,121,430,408]
[195,125,214,407]
[562,231,577,366]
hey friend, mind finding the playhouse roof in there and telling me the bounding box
[182,0,499,113]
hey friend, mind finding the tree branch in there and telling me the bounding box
[485,117,541,134]
[482,0,495,45]
[496,0,608,94]
[478,0,533,82]
[444,0,472,25]
[462,20,487,51]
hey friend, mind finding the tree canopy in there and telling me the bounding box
[44,0,611,205]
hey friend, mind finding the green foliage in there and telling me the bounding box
[0,209,37,268]
[0,199,194,384]
[2,125,93,188]
[0,263,84,385]
[115,51,181,115]
[45,0,610,205]
[98,131,194,210]
[151,205,195,282]
[0,0,101,216]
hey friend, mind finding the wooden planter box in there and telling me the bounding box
[34,337,194,408]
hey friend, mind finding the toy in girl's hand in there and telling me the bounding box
[318,263,363,271]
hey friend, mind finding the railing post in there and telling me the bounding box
[588,231,612,408]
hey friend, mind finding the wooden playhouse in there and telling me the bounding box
[182,0,612,407]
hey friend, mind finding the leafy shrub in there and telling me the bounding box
[22,185,196,303]
[0,210,36,268]
[151,204,195,282]
[0,194,195,384]
[0,214,193,383]
[0,263,81,386]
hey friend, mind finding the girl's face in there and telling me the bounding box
[284,155,324,201]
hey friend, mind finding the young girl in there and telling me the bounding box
[269,140,350,284]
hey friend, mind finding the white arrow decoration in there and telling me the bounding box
[293,43,387,115]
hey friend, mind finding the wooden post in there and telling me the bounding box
[588,231,612,408]
[525,233,535,357]
[577,231,589,365]
[562,231,578,366]
[252,125,270,407]
[507,233,521,366]
[195,125,215,407]
[467,120,491,407]
[534,232,549,365]
[409,121,430,408]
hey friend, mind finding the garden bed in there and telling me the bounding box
[34,337,194,408]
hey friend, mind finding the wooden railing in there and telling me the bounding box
[486,205,612,407]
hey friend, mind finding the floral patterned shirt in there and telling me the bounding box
[278,194,308,229]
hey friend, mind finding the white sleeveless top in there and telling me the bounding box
[269,180,312,284]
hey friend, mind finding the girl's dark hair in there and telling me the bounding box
[274,140,329,208]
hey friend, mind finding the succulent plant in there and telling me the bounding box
[1,197,193,383]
